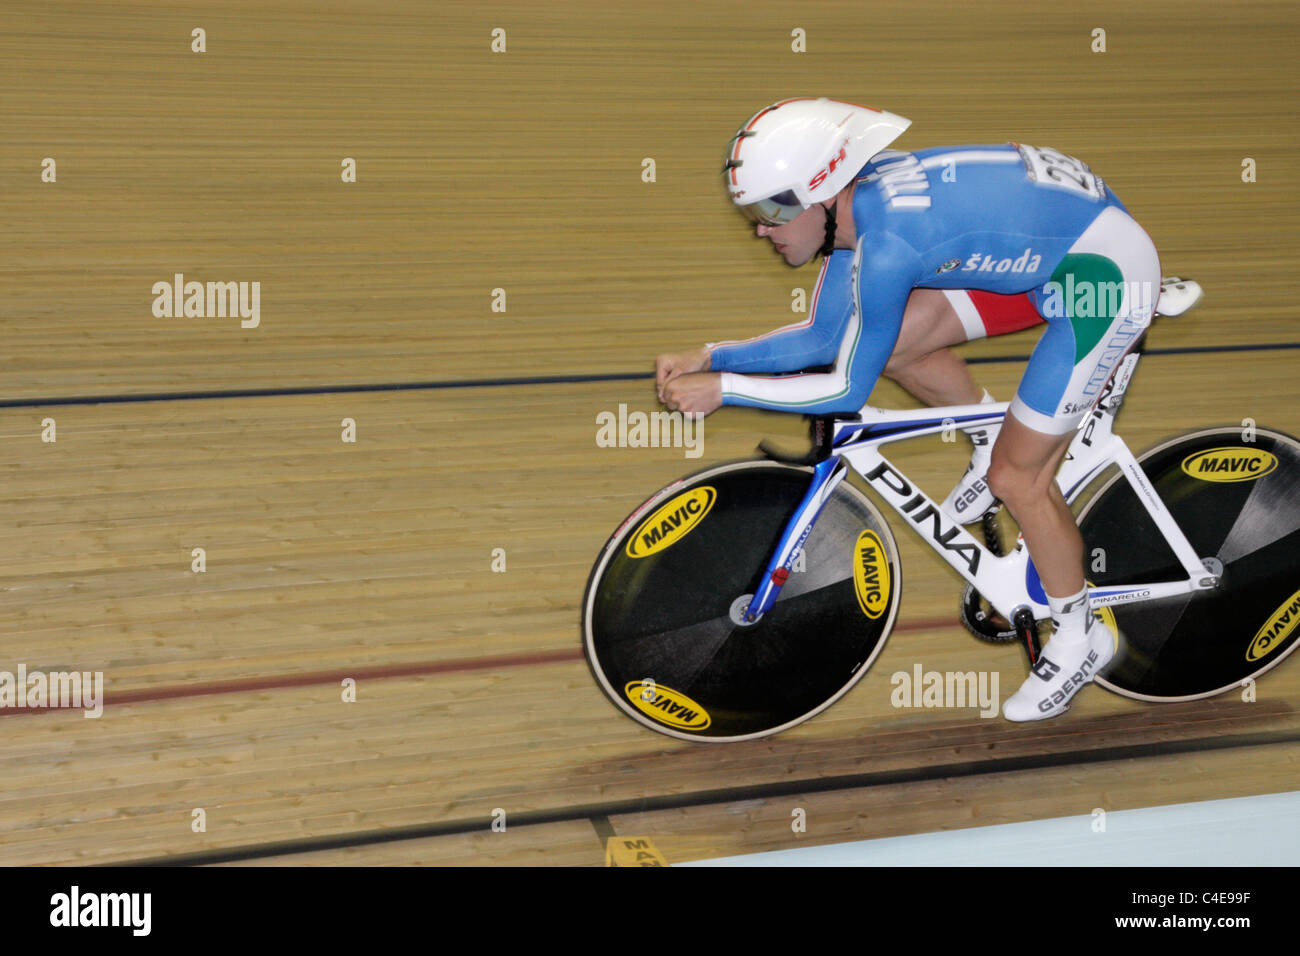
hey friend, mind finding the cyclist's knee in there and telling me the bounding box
[985,454,1020,505]
[986,452,1041,507]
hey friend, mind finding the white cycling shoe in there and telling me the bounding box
[1002,619,1116,721]
[942,422,999,524]
[1156,277,1203,317]
[942,461,996,524]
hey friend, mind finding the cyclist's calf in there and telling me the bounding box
[986,418,1085,597]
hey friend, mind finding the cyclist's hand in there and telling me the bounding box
[662,372,723,416]
[655,347,712,402]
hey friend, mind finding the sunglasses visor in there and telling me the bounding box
[736,189,805,226]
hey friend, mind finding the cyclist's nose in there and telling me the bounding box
[756,224,771,238]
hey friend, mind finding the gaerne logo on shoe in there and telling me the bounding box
[625,487,716,558]
[952,475,990,514]
[1181,448,1278,483]
[1036,649,1099,712]
[1247,587,1300,662]
[853,530,891,619]
[624,681,711,730]
[1031,656,1061,681]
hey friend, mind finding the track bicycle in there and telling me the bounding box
[582,334,1300,741]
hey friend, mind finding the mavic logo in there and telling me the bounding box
[624,681,711,730]
[1181,448,1278,484]
[625,487,716,558]
[1247,587,1300,662]
[853,530,891,619]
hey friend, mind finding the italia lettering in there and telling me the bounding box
[872,152,933,209]
[1082,316,1146,397]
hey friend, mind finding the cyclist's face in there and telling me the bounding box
[755,203,826,267]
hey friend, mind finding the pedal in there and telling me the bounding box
[1012,607,1042,665]
[1155,277,1203,318]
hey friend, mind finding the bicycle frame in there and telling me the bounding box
[743,349,1220,625]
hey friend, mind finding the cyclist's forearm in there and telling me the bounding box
[708,254,852,373]
[719,369,876,415]
[708,323,840,374]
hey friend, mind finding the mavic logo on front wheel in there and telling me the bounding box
[624,681,712,731]
[625,487,717,558]
[853,530,891,619]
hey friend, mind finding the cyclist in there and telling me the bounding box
[656,97,1186,721]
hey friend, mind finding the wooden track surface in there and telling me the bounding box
[0,1,1296,865]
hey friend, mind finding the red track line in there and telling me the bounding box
[0,615,959,718]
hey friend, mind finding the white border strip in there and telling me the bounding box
[676,790,1300,866]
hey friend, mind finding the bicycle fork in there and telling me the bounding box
[740,456,848,623]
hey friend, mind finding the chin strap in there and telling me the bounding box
[819,200,838,258]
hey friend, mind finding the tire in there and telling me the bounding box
[582,460,901,742]
[1077,426,1300,700]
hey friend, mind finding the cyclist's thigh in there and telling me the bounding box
[1010,205,1160,435]
[942,289,1045,341]
[893,288,969,358]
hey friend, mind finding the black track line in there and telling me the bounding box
[4,342,1299,410]
[119,726,1300,866]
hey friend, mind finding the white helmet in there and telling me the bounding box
[724,97,912,226]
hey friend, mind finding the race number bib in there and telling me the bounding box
[1016,144,1107,201]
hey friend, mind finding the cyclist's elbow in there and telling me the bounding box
[806,334,841,369]
[837,378,875,413]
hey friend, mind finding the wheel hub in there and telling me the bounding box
[729,593,761,626]
[1200,556,1223,588]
